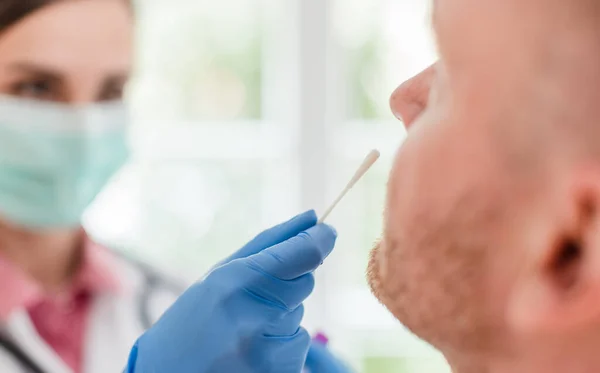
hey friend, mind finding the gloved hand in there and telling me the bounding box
[125,210,337,373]
[305,340,354,373]
[213,210,319,267]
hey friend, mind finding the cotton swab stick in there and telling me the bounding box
[318,149,380,224]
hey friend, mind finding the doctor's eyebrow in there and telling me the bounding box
[7,62,64,81]
[7,62,130,82]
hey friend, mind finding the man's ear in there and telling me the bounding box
[508,170,600,336]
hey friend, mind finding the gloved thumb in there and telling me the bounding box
[247,327,312,373]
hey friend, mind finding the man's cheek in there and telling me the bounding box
[387,131,437,223]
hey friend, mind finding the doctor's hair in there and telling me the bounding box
[0,0,132,35]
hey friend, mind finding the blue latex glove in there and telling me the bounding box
[126,210,337,373]
[305,342,354,373]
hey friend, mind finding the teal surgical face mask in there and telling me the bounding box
[0,96,130,229]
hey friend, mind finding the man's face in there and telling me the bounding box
[368,62,517,352]
[367,0,597,356]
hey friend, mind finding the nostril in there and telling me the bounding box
[555,239,580,270]
[550,238,582,290]
[390,64,437,127]
[389,93,426,128]
[389,83,429,127]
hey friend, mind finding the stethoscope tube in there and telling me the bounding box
[0,260,183,373]
[0,333,45,373]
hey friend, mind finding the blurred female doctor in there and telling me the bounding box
[0,1,185,373]
[0,1,350,373]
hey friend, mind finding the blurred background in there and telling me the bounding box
[84,0,446,371]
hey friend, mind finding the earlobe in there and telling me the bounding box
[507,173,600,336]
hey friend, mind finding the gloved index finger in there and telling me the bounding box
[219,210,318,265]
[249,224,337,280]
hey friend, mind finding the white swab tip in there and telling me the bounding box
[366,149,381,163]
[318,149,381,224]
[346,149,381,188]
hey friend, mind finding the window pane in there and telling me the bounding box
[333,0,437,120]
[84,1,451,372]
[87,157,299,278]
[131,0,264,123]
[136,161,263,276]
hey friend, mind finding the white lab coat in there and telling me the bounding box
[0,255,182,373]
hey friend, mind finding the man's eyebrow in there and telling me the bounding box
[7,62,64,81]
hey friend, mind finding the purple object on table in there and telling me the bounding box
[312,332,329,345]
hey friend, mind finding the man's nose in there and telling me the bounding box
[389,64,436,128]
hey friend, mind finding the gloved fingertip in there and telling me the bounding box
[297,209,318,224]
[325,224,337,238]
[301,225,338,264]
[306,224,338,244]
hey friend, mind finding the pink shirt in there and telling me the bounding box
[0,238,122,373]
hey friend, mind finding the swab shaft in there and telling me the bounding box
[317,187,350,224]
[318,149,380,224]
[346,150,380,189]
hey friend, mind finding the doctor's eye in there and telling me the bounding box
[98,76,128,102]
[10,78,61,101]
[98,81,125,101]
